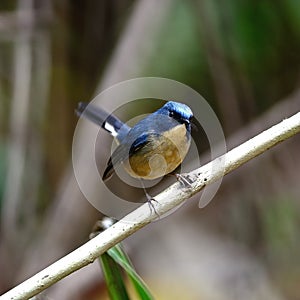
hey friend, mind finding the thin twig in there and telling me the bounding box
[2,111,300,300]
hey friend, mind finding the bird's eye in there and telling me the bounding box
[169,111,175,117]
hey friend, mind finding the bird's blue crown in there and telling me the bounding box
[157,101,193,122]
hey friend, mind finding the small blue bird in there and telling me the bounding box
[76,101,193,182]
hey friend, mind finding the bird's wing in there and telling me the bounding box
[102,143,129,181]
[102,132,160,181]
[128,132,160,155]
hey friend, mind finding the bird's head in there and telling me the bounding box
[158,101,194,130]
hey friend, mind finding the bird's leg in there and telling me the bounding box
[167,172,193,188]
[175,173,194,187]
[140,180,160,218]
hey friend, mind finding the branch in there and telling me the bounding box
[2,112,300,300]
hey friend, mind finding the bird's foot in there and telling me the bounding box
[143,191,160,218]
[175,173,194,188]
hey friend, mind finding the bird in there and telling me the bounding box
[76,101,193,182]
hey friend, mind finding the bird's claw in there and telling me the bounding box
[175,173,193,188]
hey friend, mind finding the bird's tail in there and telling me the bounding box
[76,102,129,138]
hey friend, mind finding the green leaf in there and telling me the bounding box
[99,252,130,300]
[108,244,155,300]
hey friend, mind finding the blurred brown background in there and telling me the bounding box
[0,0,300,299]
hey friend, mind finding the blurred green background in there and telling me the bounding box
[0,0,300,299]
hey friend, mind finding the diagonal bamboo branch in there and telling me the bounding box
[2,111,300,300]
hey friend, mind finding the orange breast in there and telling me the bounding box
[123,124,191,179]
